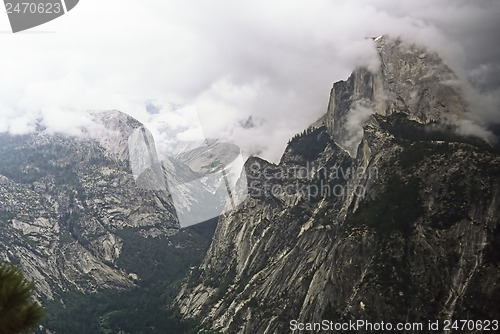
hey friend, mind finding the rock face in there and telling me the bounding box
[175,37,500,333]
[326,36,469,156]
[0,111,179,299]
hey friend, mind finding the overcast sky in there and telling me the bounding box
[0,0,499,162]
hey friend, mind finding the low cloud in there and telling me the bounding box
[455,118,496,143]
[341,101,375,157]
[0,0,498,162]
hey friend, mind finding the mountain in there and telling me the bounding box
[1,35,498,333]
[0,110,224,333]
[174,36,500,333]
[0,110,179,299]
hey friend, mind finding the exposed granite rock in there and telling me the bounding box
[0,111,179,299]
[175,37,500,333]
[326,36,471,156]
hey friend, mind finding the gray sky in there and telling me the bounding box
[0,0,499,162]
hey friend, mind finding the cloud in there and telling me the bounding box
[0,0,498,162]
[455,118,496,143]
[40,108,97,137]
[341,101,376,157]
[468,64,500,92]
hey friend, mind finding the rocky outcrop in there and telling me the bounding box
[0,111,179,299]
[326,36,470,156]
[175,37,500,333]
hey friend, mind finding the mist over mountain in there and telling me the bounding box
[0,110,225,332]
[174,36,500,333]
[1,1,499,163]
[0,35,498,333]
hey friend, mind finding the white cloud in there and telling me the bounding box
[341,101,376,157]
[0,0,498,162]
[40,107,96,137]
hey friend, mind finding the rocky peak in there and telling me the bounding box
[88,110,144,164]
[174,36,499,333]
[0,110,181,299]
[375,35,468,122]
[326,35,470,156]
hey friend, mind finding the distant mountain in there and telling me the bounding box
[175,36,500,333]
[0,111,177,298]
[0,110,222,332]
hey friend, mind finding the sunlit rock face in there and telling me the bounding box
[175,37,500,333]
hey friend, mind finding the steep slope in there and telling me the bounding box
[0,110,180,299]
[41,218,217,334]
[175,37,500,333]
[326,36,471,157]
[0,109,243,332]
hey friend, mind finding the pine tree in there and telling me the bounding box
[0,262,45,334]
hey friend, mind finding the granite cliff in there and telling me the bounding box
[175,36,500,333]
[0,107,252,332]
[0,110,182,300]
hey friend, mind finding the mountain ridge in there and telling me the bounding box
[324,35,487,157]
[0,111,181,300]
[174,36,500,333]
